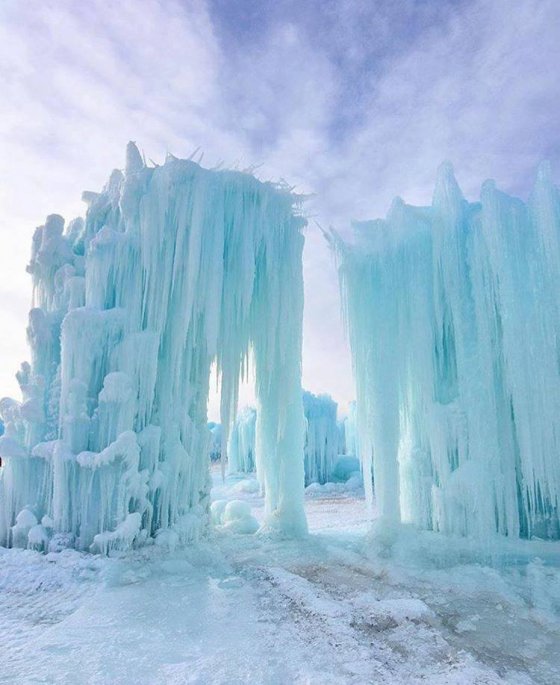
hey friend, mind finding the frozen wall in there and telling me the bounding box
[335,163,560,540]
[0,143,307,551]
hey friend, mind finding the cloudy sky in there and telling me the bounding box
[1,0,559,417]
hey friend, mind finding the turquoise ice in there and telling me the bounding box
[335,163,560,540]
[0,143,308,551]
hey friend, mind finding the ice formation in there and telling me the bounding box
[210,495,259,534]
[227,391,342,485]
[335,163,560,540]
[227,407,256,475]
[0,143,308,551]
[343,401,360,461]
[208,422,222,462]
[302,391,340,485]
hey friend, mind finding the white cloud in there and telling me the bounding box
[0,0,559,417]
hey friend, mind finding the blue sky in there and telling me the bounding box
[1,0,559,416]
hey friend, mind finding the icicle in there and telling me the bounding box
[334,163,560,541]
[0,143,308,549]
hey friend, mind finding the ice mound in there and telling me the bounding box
[213,499,259,535]
[210,500,228,526]
[232,478,260,494]
[332,456,361,482]
[304,472,363,497]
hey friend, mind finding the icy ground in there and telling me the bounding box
[2,469,559,684]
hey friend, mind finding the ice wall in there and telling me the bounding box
[335,163,560,540]
[0,143,308,551]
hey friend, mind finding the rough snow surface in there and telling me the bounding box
[1,468,558,684]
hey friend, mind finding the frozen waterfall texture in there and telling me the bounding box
[334,163,560,541]
[0,143,308,552]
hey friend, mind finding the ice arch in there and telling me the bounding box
[334,162,560,541]
[0,143,307,552]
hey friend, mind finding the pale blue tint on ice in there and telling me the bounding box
[336,162,560,541]
[0,143,308,552]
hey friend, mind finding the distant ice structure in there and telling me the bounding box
[0,143,308,551]
[336,418,346,457]
[343,401,360,461]
[334,163,560,540]
[302,391,340,485]
[227,407,256,475]
[208,423,222,462]
[228,391,342,485]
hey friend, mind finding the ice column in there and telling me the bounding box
[334,163,560,540]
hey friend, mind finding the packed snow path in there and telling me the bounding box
[2,472,559,684]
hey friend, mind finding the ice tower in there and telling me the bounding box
[0,143,307,552]
[334,163,560,541]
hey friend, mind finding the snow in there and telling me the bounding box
[0,143,308,549]
[334,163,560,541]
[1,468,558,683]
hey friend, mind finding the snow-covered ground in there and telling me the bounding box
[2,468,559,684]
